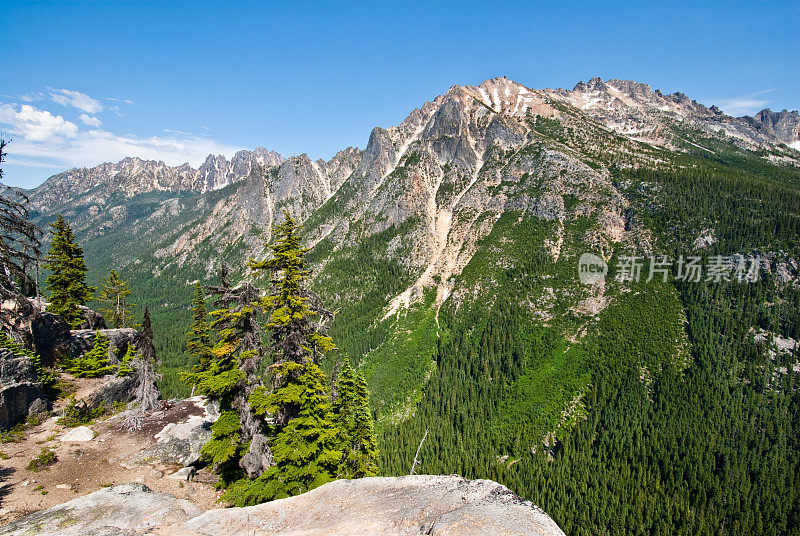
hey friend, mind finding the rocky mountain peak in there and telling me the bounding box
[550,76,800,149]
[748,108,800,145]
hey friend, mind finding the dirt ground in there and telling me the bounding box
[0,376,223,524]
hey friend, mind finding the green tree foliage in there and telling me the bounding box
[186,282,213,374]
[229,360,341,505]
[43,214,94,328]
[198,211,365,505]
[185,265,261,484]
[98,269,136,328]
[249,212,335,375]
[333,360,378,478]
[138,307,157,364]
[66,332,114,378]
[242,212,338,491]
[375,144,800,536]
[349,369,379,477]
[333,359,357,435]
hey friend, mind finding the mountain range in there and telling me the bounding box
[21,77,800,536]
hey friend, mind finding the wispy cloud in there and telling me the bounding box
[20,92,46,103]
[104,97,134,105]
[49,88,104,114]
[715,89,775,116]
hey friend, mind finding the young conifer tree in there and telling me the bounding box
[350,368,379,477]
[117,343,136,377]
[67,332,114,378]
[186,282,213,374]
[333,360,378,478]
[98,269,136,328]
[333,359,358,475]
[43,214,94,328]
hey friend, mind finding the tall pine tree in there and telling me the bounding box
[43,214,94,328]
[229,211,340,504]
[193,212,378,504]
[186,264,267,483]
[350,368,379,477]
[333,360,379,478]
[185,282,213,374]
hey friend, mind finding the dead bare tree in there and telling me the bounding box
[0,139,42,304]
[409,427,429,475]
[120,307,162,431]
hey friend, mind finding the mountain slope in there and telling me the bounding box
[26,77,800,536]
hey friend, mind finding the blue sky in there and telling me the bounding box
[1,1,798,188]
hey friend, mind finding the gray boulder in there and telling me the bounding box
[60,425,96,442]
[0,483,202,536]
[0,381,47,431]
[0,476,566,536]
[86,375,137,409]
[77,305,108,330]
[0,355,39,384]
[0,351,49,430]
[31,311,71,367]
[133,396,218,467]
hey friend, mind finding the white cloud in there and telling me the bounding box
[0,103,237,173]
[0,104,78,142]
[49,88,104,114]
[79,113,103,127]
[714,89,775,117]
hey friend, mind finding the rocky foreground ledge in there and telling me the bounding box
[0,475,565,536]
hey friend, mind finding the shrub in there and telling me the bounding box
[57,397,105,428]
[26,448,57,472]
[66,333,114,378]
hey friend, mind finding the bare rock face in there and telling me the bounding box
[86,374,137,409]
[131,396,219,467]
[0,381,47,431]
[186,476,566,536]
[77,305,107,330]
[0,483,203,536]
[31,312,71,367]
[0,349,49,431]
[0,476,566,536]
